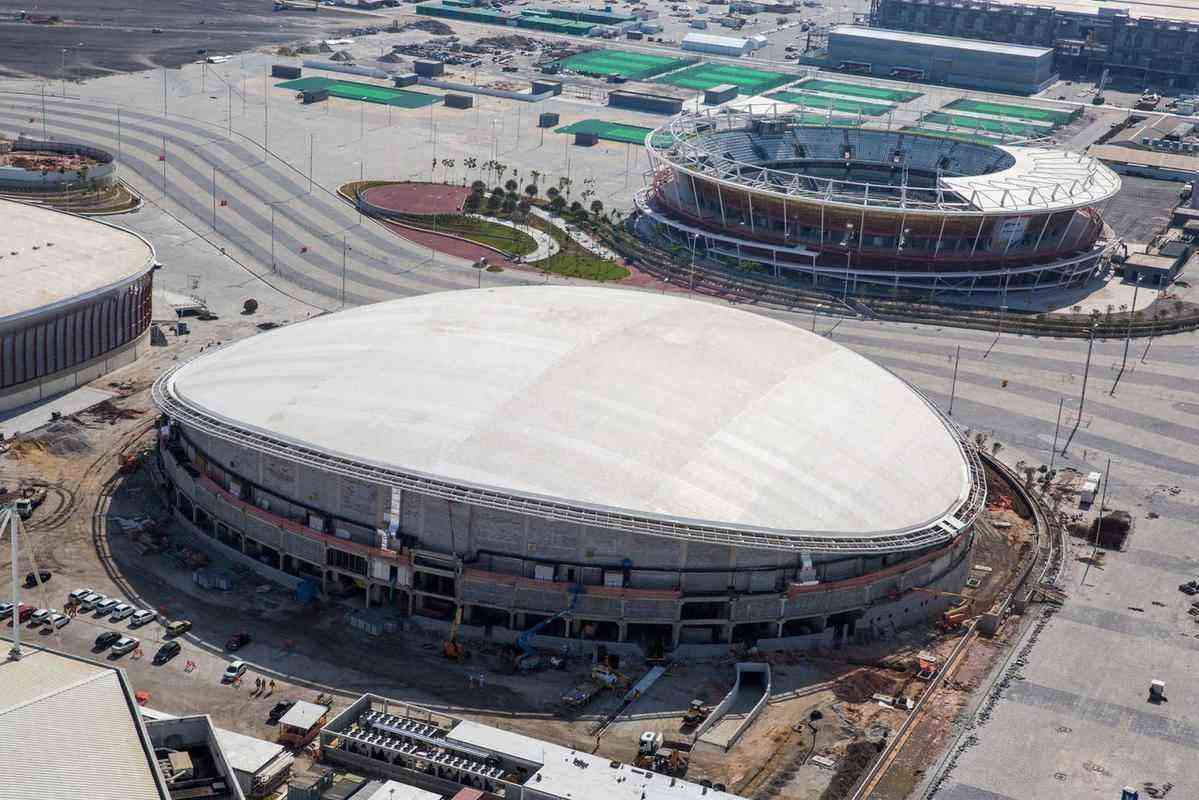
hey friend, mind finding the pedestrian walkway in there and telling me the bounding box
[467,215,558,262]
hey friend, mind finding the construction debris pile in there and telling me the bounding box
[1068,509,1133,550]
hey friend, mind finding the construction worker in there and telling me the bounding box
[268,679,276,692]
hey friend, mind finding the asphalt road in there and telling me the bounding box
[0,0,366,79]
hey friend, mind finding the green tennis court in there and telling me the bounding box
[275,77,440,109]
[654,63,796,96]
[766,90,893,117]
[945,98,1076,126]
[550,49,695,80]
[555,119,672,147]
[793,113,864,126]
[901,126,1003,144]
[921,112,1050,137]
[795,79,922,103]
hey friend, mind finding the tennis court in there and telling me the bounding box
[946,98,1076,126]
[555,119,673,147]
[901,126,1003,144]
[276,77,440,109]
[551,49,695,80]
[766,90,893,117]
[655,63,796,96]
[921,112,1051,137]
[795,79,922,103]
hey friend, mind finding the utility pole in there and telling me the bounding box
[948,344,961,416]
[161,136,167,199]
[263,69,269,154]
[1110,274,1142,396]
[341,234,348,308]
[1062,324,1096,456]
[4,504,24,661]
[116,108,121,162]
[1049,397,1064,472]
[40,84,47,141]
[1080,456,1112,586]
[309,133,314,194]
[211,166,217,229]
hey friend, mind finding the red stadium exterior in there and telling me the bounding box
[635,110,1122,299]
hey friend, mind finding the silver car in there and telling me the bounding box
[79,592,105,611]
[111,637,139,656]
[129,609,156,627]
[110,603,135,621]
[94,598,121,616]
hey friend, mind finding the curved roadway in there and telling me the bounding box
[0,90,533,306]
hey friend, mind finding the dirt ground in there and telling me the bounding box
[0,312,1038,797]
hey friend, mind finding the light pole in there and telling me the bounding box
[948,344,961,416]
[308,133,314,193]
[1110,273,1142,396]
[61,48,68,96]
[41,84,47,141]
[1049,396,1064,472]
[4,504,25,660]
[1061,323,1096,456]
[211,166,218,229]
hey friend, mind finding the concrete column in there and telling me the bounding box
[671,623,681,648]
[617,621,628,642]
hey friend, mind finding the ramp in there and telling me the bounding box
[695,662,771,751]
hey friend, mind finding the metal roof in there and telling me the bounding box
[0,647,168,800]
[0,199,155,322]
[830,25,1054,57]
[682,32,750,49]
[156,287,983,553]
[279,700,329,730]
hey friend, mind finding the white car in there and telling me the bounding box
[110,603,135,621]
[129,609,156,627]
[80,592,105,610]
[46,613,70,629]
[0,601,12,619]
[111,637,138,656]
[222,661,248,682]
[94,598,121,616]
[69,588,93,604]
[29,608,54,625]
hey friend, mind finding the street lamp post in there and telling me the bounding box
[1110,273,1142,395]
[1062,323,1097,456]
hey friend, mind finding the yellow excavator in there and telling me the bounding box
[443,607,467,661]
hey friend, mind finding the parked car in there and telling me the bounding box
[94,598,121,616]
[222,661,248,683]
[111,637,139,656]
[110,603,135,621]
[225,632,251,652]
[154,641,181,664]
[0,601,13,619]
[79,592,105,611]
[94,631,122,651]
[69,588,93,604]
[24,570,52,587]
[165,620,192,637]
[129,609,156,627]
[268,700,296,724]
[46,613,70,629]
[15,604,34,622]
[29,608,54,625]
[1180,580,1199,595]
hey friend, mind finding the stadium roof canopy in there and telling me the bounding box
[160,287,979,550]
[0,199,154,321]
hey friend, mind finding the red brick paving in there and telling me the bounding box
[382,220,510,265]
[362,182,470,215]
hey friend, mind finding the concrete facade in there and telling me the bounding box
[827,25,1057,94]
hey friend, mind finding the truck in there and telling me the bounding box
[561,664,619,708]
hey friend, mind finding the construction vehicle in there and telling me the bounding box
[634,731,689,776]
[911,587,975,631]
[511,585,581,671]
[443,607,467,661]
[680,699,707,730]
[560,663,621,708]
[915,650,940,681]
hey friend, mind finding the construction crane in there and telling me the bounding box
[513,584,581,671]
[443,606,467,661]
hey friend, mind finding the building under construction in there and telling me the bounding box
[869,0,1199,89]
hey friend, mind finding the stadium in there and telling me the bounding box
[635,109,1122,299]
[1,199,155,412]
[153,287,986,652]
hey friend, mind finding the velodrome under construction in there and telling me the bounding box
[153,286,986,653]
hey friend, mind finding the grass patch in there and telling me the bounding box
[427,215,538,257]
[524,213,629,281]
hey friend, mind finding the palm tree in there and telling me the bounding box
[530,169,541,187]
[504,178,518,195]
[524,183,538,199]
[590,199,604,217]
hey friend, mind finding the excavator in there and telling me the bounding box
[511,584,582,671]
[911,586,975,631]
[443,607,467,661]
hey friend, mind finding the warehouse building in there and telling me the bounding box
[321,695,746,800]
[681,32,753,57]
[870,0,1199,89]
[827,25,1057,94]
[1,198,155,412]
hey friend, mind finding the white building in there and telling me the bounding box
[681,31,752,56]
